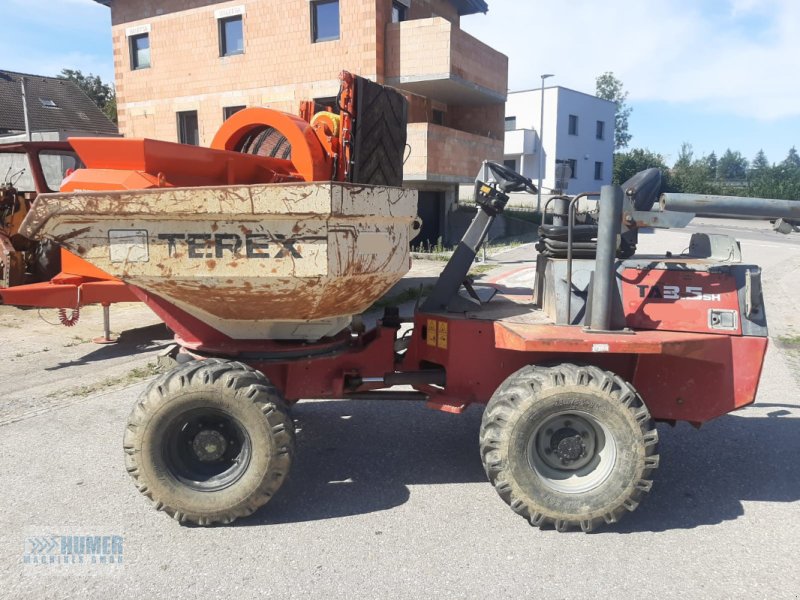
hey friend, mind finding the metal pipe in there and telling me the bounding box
[661,193,800,219]
[103,304,111,339]
[542,195,570,225]
[553,197,570,227]
[564,192,598,324]
[589,185,624,331]
[347,370,446,390]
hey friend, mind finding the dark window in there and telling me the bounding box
[594,161,603,180]
[392,1,407,22]
[219,16,244,56]
[504,116,516,131]
[311,1,340,42]
[130,33,151,70]
[567,158,577,179]
[432,109,445,126]
[223,105,246,120]
[596,120,605,140]
[314,96,339,113]
[568,114,578,136]
[503,159,517,172]
[177,111,199,146]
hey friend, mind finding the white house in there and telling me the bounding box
[504,87,616,203]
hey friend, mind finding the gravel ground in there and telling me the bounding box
[0,218,798,599]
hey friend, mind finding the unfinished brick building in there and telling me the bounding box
[93,0,507,244]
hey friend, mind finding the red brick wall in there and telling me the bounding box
[113,0,381,144]
[448,103,505,141]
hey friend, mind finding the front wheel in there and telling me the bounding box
[124,359,294,525]
[480,364,659,532]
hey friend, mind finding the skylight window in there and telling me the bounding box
[39,98,58,109]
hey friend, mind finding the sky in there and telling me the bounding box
[462,0,800,165]
[1,0,798,167]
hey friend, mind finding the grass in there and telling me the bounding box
[468,264,496,276]
[411,236,447,254]
[62,336,88,348]
[48,361,162,399]
[371,285,435,310]
[777,334,800,349]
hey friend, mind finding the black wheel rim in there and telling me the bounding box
[163,408,252,491]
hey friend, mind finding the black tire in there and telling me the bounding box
[480,364,659,532]
[123,359,294,525]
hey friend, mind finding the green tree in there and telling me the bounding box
[58,69,117,124]
[674,142,694,170]
[705,151,718,179]
[595,72,632,150]
[752,149,769,171]
[670,149,720,195]
[716,149,748,181]
[782,146,800,169]
[613,148,670,192]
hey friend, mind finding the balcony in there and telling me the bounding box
[404,123,504,184]
[385,18,507,105]
[505,128,538,156]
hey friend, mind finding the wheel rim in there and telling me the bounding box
[163,408,252,492]
[526,410,617,494]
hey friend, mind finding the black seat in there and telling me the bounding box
[536,224,598,258]
[538,224,598,241]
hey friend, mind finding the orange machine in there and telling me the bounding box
[0,71,402,337]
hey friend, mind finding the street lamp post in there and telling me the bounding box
[537,73,554,214]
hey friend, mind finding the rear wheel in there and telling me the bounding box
[480,364,659,532]
[124,359,294,525]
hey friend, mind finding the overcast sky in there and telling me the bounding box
[1,0,797,165]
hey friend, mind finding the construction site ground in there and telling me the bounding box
[1,217,799,598]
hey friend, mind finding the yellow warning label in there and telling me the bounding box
[427,319,437,347]
[437,321,448,349]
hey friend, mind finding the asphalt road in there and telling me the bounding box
[1,218,799,599]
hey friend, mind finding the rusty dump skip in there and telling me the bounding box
[21,182,418,340]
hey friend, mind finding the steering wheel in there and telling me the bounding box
[486,161,537,194]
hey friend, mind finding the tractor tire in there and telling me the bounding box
[123,359,294,526]
[479,364,659,532]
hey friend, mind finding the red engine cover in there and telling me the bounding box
[621,268,741,335]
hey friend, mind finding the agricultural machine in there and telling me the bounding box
[0,140,135,336]
[9,72,800,531]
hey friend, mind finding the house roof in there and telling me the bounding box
[92,0,489,15]
[451,0,489,15]
[0,70,118,136]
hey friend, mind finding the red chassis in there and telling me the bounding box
[134,265,766,426]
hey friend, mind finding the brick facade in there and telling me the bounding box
[102,0,507,243]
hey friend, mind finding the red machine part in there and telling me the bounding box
[400,307,766,424]
[1,72,359,312]
[620,268,741,334]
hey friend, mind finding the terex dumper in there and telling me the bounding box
[10,72,800,531]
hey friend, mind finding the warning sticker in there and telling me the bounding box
[437,321,448,350]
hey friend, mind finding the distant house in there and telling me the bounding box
[0,70,118,142]
[504,87,615,198]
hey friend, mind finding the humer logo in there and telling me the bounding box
[23,529,123,573]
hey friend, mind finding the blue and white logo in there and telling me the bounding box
[23,529,124,574]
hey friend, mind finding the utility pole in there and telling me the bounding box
[20,77,32,141]
[537,73,554,214]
